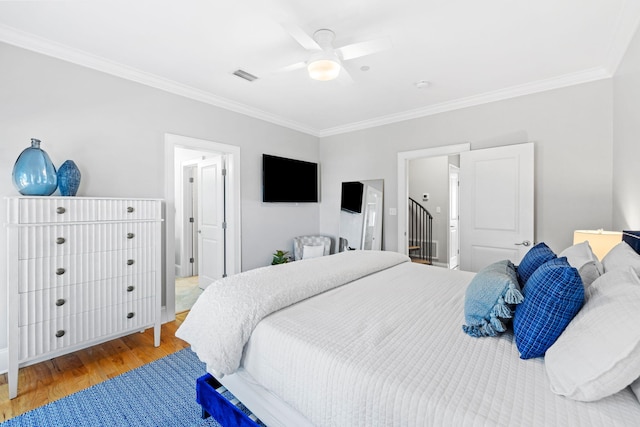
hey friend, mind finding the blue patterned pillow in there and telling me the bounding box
[513,257,584,359]
[462,260,524,337]
[517,242,556,286]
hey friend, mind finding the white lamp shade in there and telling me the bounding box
[573,230,622,261]
[307,59,341,81]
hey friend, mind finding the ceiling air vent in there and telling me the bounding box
[233,69,258,82]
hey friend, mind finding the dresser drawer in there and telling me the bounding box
[12,198,161,224]
[18,247,157,293]
[18,222,157,260]
[19,272,156,326]
[18,297,156,361]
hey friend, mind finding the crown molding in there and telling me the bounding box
[604,1,640,75]
[318,67,611,138]
[0,24,320,137]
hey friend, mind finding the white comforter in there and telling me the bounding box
[240,262,640,426]
[176,250,409,376]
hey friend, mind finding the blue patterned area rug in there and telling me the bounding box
[2,348,259,427]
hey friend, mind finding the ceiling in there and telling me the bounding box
[1,0,639,137]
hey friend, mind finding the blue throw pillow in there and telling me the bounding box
[517,242,556,286]
[513,257,584,359]
[462,260,524,338]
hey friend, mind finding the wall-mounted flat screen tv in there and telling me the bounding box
[262,154,318,203]
[341,181,364,213]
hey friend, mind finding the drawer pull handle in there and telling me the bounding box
[127,259,135,266]
[127,285,135,292]
[56,268,66,275]
[56,207,66,214]
[56,237,66,245]
[127,233,135,239]
[127,312,135,319]
[55,330,65,338]
[127,207,135,213]
[55,298,66,306]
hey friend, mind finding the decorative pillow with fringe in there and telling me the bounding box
[462,260,524,338]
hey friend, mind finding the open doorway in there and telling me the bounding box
[164,134,241,320]
[407,154,460,268]
[398,143,534,273]
[174,148,225,312]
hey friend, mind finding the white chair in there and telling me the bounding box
[293,235,333,260]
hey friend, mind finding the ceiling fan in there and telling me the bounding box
[280,24,392,82]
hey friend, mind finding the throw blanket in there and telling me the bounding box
[176,250,410,376]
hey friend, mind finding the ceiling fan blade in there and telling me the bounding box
[337,65,354,85]
[278,61,307,73]
[336,36,392,61]
[282,23,321,51]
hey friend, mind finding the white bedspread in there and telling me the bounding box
[176,250,409,376]
[240,262,640,426]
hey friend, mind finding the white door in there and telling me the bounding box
[183,164,198,277]
[460,143,534,272]
[198,156,225,289]
[448,165,460,270]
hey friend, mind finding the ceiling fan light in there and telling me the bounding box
[307,59,341,81]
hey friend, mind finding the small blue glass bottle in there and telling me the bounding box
[57,160,81,196]
[12,138,58,196]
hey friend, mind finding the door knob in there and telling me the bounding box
[515,240,532,247]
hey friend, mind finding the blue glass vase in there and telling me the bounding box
[57,160,81,196]
[12,138,58,196]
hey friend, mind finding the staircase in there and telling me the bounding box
[408,197,433,265]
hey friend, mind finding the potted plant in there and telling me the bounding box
[272,250,291,265]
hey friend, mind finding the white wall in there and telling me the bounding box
[319,79,614,255]
[613,25,640,230]
[0,42,320,356]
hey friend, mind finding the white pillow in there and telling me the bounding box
[545,268,640,401]
[302,244,325,259]
[602,241,640,276]
[559,241,603,288]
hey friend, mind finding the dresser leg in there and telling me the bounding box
[8,362,18,399]
[154,324,161,347]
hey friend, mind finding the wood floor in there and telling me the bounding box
[0,312,189,422]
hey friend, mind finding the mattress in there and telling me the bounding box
[239,262,640,426]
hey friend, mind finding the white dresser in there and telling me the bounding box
[5,197,163,399]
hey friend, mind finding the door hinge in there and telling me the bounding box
[189,257,194,263]
[189,177,194,183]
[222,222,227,229]
[222,168,227,176]
[189,217,194,223]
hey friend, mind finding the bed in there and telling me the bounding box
[177,248,640,426]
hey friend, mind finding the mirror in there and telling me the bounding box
[339,179,384,251]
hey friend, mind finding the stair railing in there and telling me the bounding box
[408,197,433,264]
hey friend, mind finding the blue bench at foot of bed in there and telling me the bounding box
[196,373,261,427]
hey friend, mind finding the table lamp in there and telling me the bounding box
[573,229,622,261]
